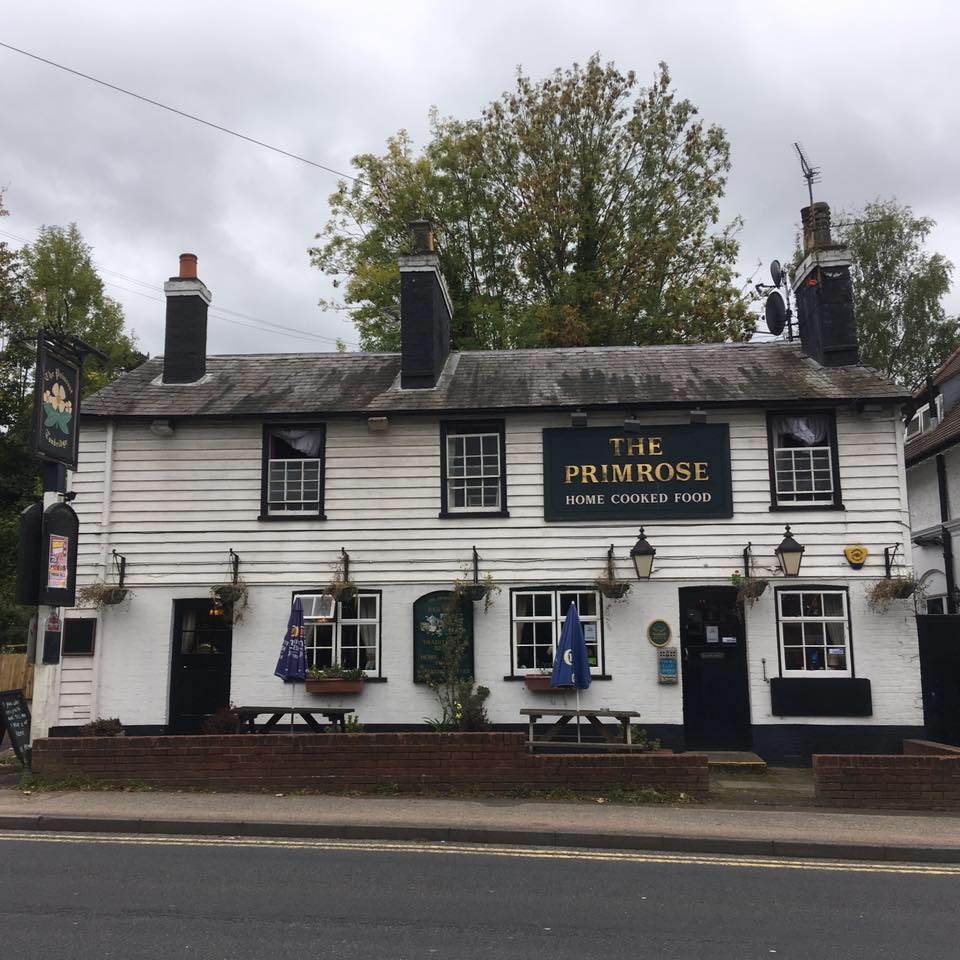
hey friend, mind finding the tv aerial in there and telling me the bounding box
[793,142,821,208]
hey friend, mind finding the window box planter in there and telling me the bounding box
[305,678,365,695]
[523,674,558,692]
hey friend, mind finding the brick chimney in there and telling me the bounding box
[162,253,210,384]
[399,220,452,389]
[792,202,859,367]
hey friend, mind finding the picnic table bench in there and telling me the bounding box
[235,705,354,733]
[519,707,642,751]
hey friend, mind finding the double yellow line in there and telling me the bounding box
[2,830,959,876]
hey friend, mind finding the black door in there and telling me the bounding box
[169,600,233,734]
[678,586,751,749]
[917,614,960,745]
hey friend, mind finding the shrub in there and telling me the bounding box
[202,707,240,735]
[78,717,125,737]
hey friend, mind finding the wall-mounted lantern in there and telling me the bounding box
[630,527,656,580]
[775,525,805,577]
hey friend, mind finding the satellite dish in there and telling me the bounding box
[770,259,783,288]
[765,291,786,336]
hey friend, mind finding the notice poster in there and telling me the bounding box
[705,625,719,643]
[47,534,69,589]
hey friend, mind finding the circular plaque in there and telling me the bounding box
[647,619,672,647]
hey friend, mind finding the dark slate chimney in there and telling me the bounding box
[792,202,859,367]
[162,253,210,384]
[399,220,452,389]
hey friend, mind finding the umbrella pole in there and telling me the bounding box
[576,686,581,743]
[290,679,295,734]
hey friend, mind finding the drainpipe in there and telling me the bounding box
[89,421,116,719]
[936,454,957,614]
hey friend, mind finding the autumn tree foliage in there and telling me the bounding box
[311,57,753,351]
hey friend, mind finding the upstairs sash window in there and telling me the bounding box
[261,425,325,518]
[439,421,508,517]
[768,412,841,508]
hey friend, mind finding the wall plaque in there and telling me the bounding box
[647,619,672,647]
[542,425,732,522]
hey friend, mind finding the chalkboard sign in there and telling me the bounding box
[0,689,31,767]
[412,591,474,684]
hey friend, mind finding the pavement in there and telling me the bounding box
[2,760,960,864]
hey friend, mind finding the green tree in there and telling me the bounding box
[837,199,957,388]
[0,212,143,647]
[311,57,753,351]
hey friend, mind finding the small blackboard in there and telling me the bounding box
[0,689,31,767]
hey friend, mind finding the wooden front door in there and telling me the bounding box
[678,586,751,749]
[169,600,232,734]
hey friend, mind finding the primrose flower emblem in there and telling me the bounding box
[42,380,73,435]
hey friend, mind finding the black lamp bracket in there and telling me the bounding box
[883,544,901,579]
[111,549,127,588]
[228,548,240,584]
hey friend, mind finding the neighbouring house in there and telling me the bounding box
[905,348,960,614]
[43,202,923,762]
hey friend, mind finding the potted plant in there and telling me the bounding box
[209,577,249,624]
[523,669,556,692]
[866,575,919,614]
[731,570,768,608]
[76,582,130,609]
[305,663,366,694]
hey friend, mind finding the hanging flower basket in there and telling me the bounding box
[866,576,918,613]
[210,578,249,624]
[524,674,557,692]
[77,583,130,609]
[595,578,630,600]
[461,584,488,603]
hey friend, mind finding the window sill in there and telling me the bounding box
[768,503,845,512]
[297,676,387,683]
[502,674,612,682]
[439,510,510,520]
[258,513,327,522]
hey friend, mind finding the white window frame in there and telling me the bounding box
[769,413,839,508]
[777,588,851,677]
[905,397,942,439]
[445,430,502,513]
[511,589,603,675]
[263,426,324,517]
[299,592,380,675]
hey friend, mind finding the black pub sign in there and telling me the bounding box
[542,425,733,522]
[32,338,81,469]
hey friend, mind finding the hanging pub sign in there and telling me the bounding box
[32,336,82,470]
[542,425,733,522]
[39,501,79,607]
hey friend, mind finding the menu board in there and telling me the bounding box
[0,689,31,767]
[412,591,474,684]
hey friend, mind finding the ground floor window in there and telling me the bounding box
[776,587,851,676]
[926,596,947,615]
[298,592,381,674]
[512,589,602,674]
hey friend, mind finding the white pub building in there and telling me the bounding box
[42,204,923,761]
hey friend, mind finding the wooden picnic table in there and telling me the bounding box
[235,705,354,733]
[519,707,641,750]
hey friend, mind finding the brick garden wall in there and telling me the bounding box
[32,732,709,795]
[814,754,960,810]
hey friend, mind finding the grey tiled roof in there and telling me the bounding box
[82,342,908,419]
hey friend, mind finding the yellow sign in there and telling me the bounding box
[844,545,869,569]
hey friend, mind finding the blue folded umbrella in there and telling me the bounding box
[551,602,592,690]
[275,597,307,682]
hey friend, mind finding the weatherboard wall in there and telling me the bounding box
[59,406,922,731]
[70,408,911,587]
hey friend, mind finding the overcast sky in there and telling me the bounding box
[2,1,958,357]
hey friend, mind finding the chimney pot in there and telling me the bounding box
[409,220,434,255]
[800,202,833,255]
[179,253,198,279]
